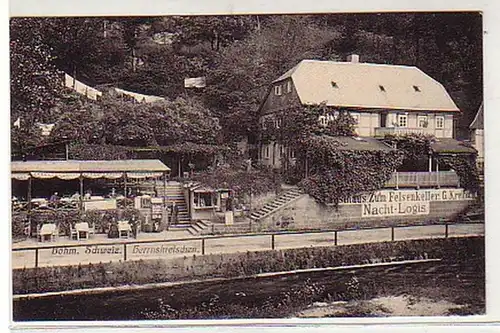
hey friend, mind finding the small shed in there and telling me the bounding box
[187,183,217,221]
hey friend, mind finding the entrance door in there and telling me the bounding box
[380,113,387,127]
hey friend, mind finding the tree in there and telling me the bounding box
[205,15,339,142]
[48,93,104,144]
[37,18,107,81]
[10,18,63,123]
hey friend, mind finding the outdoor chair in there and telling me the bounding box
[69,225,78,240]
[88,223,96,237]
[38,223,58,242]
[118,220,131,239]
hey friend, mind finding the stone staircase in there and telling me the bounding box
[156,182,191,228]
[250,187,304,221]
[186,220,212,236]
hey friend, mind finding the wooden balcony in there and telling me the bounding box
[375,127,434,137]
[384,171,460,189]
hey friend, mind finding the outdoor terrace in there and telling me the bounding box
[384,171,459,189]
[374,127,435,137]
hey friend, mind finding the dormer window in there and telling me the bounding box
[379,85,386,92]
[331,81,338,88]
[286,81,292,93]
[274,85,282,96]
[413,85,421,92]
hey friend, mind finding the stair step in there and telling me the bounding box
[275,200,288,204]
[197,220,210,227]
[169,224,191,229]
[192,224,205,232]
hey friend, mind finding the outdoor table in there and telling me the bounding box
[31,198,48,207]
[39,223,57,242]
[75,222,90,240]
[117,220,131,238]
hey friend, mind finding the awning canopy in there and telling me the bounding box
[431,139,477,155]
[11,159,170,180]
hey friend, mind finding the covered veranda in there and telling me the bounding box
[11,159,171,238]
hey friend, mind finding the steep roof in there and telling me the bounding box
[273,60,460,112]
[313,136,395,152]
[470,103,484,130]
[430,138,477,154]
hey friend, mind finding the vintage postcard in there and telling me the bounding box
[7,1,498,332]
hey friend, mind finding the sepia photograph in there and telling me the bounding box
[9,11,485,323]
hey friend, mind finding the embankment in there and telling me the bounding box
[13,236,484,295]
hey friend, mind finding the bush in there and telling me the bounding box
[12,212,28,239]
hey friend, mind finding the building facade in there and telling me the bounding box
[470,103,484,169]
[258,56,461,169]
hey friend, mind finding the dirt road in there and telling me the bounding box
[11,223,484,269]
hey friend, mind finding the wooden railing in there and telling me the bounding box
[375,127,434,137]
[385,171,459,189]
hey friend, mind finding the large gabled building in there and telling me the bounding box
[257,55,470,169]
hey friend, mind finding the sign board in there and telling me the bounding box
[225,211,234,225]
[184,77,206,88]
[339,189,475,205]
[338,189,475,218]
[361,201,429,217]
[151,197,163,219]
[84,199,117,211]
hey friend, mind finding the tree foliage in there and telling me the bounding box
[10,18,63,122]
[194,164,281,199]
[48,95,222,148]
[204,16,339,141]
[10,14,483,161]
[437,155,481,194]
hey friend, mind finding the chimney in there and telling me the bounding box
[347,54,360,63]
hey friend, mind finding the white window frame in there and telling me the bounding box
[398,114,408,128]
[264,146,270,159]
[274,118,282,129]
[290,149,296,159]
[274,85,282,96]
[319,115,328,126]
[286,81,292,93]
[436,116,444,129]
[418,115,428,128]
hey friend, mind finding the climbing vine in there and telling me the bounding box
[297,135,404,207]
[382,133,433,161]
[260,103,357,145]
[437,155,481,194]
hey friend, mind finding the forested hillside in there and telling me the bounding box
[10,12,483,155]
